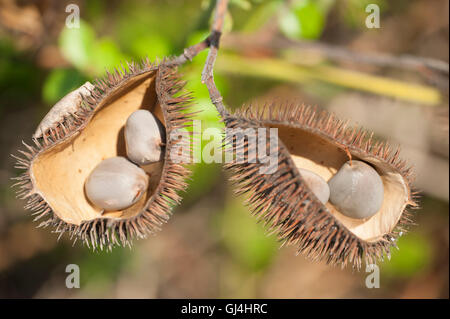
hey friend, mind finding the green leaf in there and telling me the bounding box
[128,33,171,60]
[242,0,283,32]
[279,10,301,39]
[59,20,130,76]
[279,0,326,40]
[59,20,96,71]
[230,0,252,10]
[91,38,128,74]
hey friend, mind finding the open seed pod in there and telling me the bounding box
[224,102,418,269]
[13,59,193,249]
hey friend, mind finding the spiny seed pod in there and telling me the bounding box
[328,160,384,219]
[224,102,417,269]
[12,59,194,249]
[125,109,166,165]
[298,168,330,204]
[85,157,149,211]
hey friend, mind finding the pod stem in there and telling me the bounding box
[201,0,230,118]
[170,0,230,118]
[345,147,353,166]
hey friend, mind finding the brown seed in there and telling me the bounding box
[125,110,166,165]
[298,168,330,204]
[85,157,149,211]
[328,160,384,219]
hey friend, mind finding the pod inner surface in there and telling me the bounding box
[275,124,409,242]
[31,71,165,225]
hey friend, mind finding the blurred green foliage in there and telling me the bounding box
[380,196,446,280]
[59,20,128,76]
[59,20,96,72]
[42,69,87,104]
[280,0,327,40]
[184,163,222,205]
[1,0,447,298]
[216,196,278,271]
[0,41,42,113]
[382,232,433,279]
[241,0,282,32]
[77,248,134,288]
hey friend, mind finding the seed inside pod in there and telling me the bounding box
[85,157,149,211]
[328,160,384,219]
[125,109,166,165]
[298,168,330,204]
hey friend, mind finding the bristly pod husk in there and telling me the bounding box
[223,102,418,269]
[12,59,194,250]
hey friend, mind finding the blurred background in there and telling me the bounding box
[0,0,448,298]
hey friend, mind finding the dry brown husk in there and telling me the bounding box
[223,102,418,269]
[13,59,194,249]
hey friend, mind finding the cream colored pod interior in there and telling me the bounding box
[13,60,193,249]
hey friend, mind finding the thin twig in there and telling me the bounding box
[201,0,230,118]
[167,39,210,66]
[169,0,230,117]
